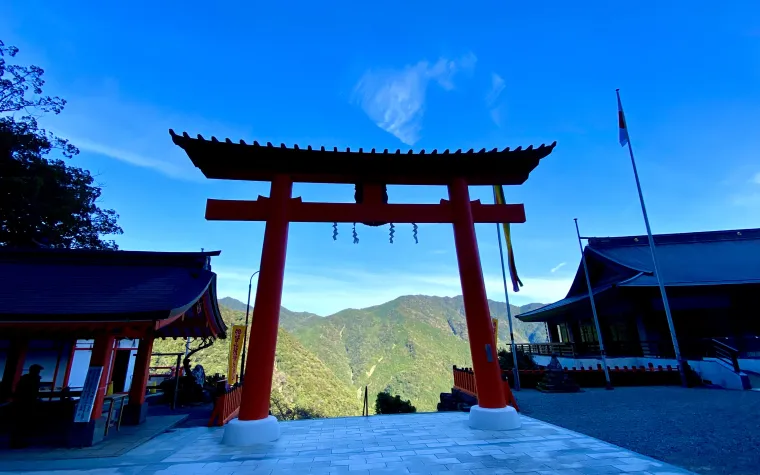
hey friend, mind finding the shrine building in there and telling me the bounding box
[0,247,226,447]
[517,228,760,389]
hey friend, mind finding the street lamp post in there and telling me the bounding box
[239,270,260,383]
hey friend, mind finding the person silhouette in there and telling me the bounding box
[10,364,43,448]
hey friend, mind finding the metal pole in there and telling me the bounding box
[493,188,520,390]
[617,89,688,388]
[239,270,260,383]
[172,355,181,410]
[574,219,613,390]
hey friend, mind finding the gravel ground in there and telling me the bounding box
[515,386,760,475]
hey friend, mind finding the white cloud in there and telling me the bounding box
[486,73,505,106]
[486,73,506,127]
[732,193,760,207]
[352,53,477,145]
[214,263,570,316]
[40,90,252,181]
[69,136,199,181]
[550,262,567,273]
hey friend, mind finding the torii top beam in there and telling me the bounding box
[169,130,557,186]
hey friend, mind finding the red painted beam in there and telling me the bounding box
[205,198,526,224]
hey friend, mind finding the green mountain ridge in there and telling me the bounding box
[156,294,547,418]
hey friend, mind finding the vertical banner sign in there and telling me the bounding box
[492,318,499,345]
[227,325,246,383]
[74,366,104,423]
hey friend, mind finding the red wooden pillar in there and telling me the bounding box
[123,335,154,425]
[1,338,29,402]
[238,174,293,421]
[449,177,506,409]
[89,335,115,421]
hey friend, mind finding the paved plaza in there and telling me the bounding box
[516,387,760,475]
[0,411,692,474]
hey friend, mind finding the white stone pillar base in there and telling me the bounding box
[222,415,280,446]
[468,405,521,430]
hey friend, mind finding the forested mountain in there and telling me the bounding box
[155,295,546,416]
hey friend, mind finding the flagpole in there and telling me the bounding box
[616,89,688,388]
[574,219,612,390]
[495,221,521,391]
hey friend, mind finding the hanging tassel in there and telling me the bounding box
[352,223,359,244]
[412,223,418,244]
[332,222,338,241]
[389,223,395,244]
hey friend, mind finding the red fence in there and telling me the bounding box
[504,363,683,388]
[208,385,243,427]
[452,366,519,411]
[453,363,682,398]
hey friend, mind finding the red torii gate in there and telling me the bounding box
[171,130,556,445]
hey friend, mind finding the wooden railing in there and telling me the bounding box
[208,384,243,427]
[455,363,683,393]
[706,339,741,373]
[453,366,478,397]
[452,366,519,411]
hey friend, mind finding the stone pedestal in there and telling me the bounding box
[67,418,107,447]
[222,416,280,446]
[122,402,149,426]
[468,405,521,430]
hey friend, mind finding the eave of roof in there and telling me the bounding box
[170,129,557,185]
[517,285,616,322]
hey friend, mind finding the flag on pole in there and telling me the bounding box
[617,89,629,147]
[493,184,523,292]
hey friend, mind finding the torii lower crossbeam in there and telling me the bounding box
[205,198,526,224]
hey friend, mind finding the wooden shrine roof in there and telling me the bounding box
[170,130,557,185]
[0,248,227,339]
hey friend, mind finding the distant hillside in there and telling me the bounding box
[290,295,547,412]
[153,304,360,419]
[216,297,321,331]
[158,295,547,418]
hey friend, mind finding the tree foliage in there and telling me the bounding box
[0,40,122,249]
[498,347,537,371]
[375,392,416,414]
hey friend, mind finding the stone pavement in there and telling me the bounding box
[0,412,695,474]
[0,415,187,461]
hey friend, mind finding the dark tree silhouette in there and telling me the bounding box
[375,391,416,414]
[0,40,122,249]
[182,337,215,376]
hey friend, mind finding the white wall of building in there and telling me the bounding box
[532,354,751,390]
[1,338,143,393]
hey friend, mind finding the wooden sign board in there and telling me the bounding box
[73,366,103,423]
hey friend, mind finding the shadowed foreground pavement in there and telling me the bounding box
[515,386,760,475]
[0,411,693,474]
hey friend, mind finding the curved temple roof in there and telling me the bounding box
[0,248,227,339]
[169,129,557,186]
[518,228,760,322]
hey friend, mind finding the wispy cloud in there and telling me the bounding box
[730,172,760,207]
[41,88,252,181]
[550,262,567,273]
[352,53,477,145]
[486,73,505,106]
[215,263,570,316]
[486,72,506,127]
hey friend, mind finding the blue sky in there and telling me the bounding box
[4,1,759,315]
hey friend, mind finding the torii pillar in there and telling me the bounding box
[222,175,292,445]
